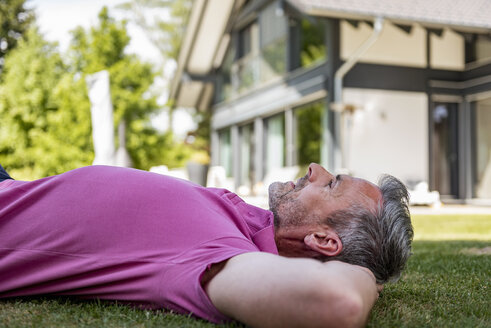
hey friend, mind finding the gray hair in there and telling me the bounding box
[321,174,413,284]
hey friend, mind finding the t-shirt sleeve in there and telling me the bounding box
[159,237,260,323]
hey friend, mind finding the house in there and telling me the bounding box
[169,0,491,203]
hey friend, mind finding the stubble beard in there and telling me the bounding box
[269,175,309,228]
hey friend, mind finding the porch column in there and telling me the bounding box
[462,100,473,199]
[231,125,240,189]
[211,130,219,166]
[323,18,341,171]
[285,108,295,166]
[254,117,264,183]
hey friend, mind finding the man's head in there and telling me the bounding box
[269,163,413,284]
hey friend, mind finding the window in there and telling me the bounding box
[300,18,326,68]
[239,124,254,188]
[473,97,491,199]
[216,45,235,103]
[431,103,459,197]
[295,101,323,167]
[475,35,491,63]
[239,24,253,58]
[265,114,285,175]
[237,23,258,93]
[466,34,491,65]
[259,1,287,82]
[224,1,288,99]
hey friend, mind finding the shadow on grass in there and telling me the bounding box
[368,240,491,328]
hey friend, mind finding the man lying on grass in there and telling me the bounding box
[0,163,413,327]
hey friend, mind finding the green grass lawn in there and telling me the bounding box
[1,214,490,327]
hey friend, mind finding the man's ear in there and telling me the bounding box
[304,229,342,257]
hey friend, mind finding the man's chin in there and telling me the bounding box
[268,182,284,209]
[268,181,284,194]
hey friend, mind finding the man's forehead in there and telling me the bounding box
[352,177,383,207]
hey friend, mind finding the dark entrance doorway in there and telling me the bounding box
[431,102,459,198]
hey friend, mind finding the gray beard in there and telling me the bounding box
[270,190,308,228]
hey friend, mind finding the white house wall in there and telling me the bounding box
[344,88,428,185]
[341,21,427,68]
[430,28,465,71]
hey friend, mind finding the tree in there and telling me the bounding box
[116,0,194,136]
[0,0,34,71]
[0,7,190,180]
[69,7,190,170]
[116,0,192,61]
[0,27,93,179]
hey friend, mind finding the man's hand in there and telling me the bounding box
[352,264,384,294]
[205,252,379,328]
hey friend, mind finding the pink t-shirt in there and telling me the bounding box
[0,166,278,323]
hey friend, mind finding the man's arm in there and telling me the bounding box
[205,252,378,328]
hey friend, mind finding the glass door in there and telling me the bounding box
[431,102,459,198]
[472,97,491,199]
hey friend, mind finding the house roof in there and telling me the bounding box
[287,0,491,32]
[169,0,236,109]
[170,0,491,110]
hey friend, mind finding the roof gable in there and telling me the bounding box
[288,0,491,31]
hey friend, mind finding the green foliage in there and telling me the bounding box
[0,28,92,179]
[117,0,205,151]
[127,126,191,170]
[368,239,490,328]
[300,19,326,67]
[412,214,491,240]
[261,39,287,78]
[68,7,190,171]
[69,8,130,73]
[295,101,323,165]
[0,298,224,328]
[186,109,211,164]
[0,6,191,179]
[116,0,193,60]
[0,0,34,71]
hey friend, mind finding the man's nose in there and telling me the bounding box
[307,163,335,183]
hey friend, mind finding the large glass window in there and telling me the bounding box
[431,103,459,198]
[237,24,257,93]
[475,35,491,63]
[300,18,326,68]
[294,101,323,167]
[218,128,232,177]
[259,1,287,82]
[265,114,285,175]
[473,97,491,199]
[226,1,287,98]
[239,24,253,58]
[466,34,491,65]
[216,43,235,103]
[239,124,254,188]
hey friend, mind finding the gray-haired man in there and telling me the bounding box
[0,163,412,327]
